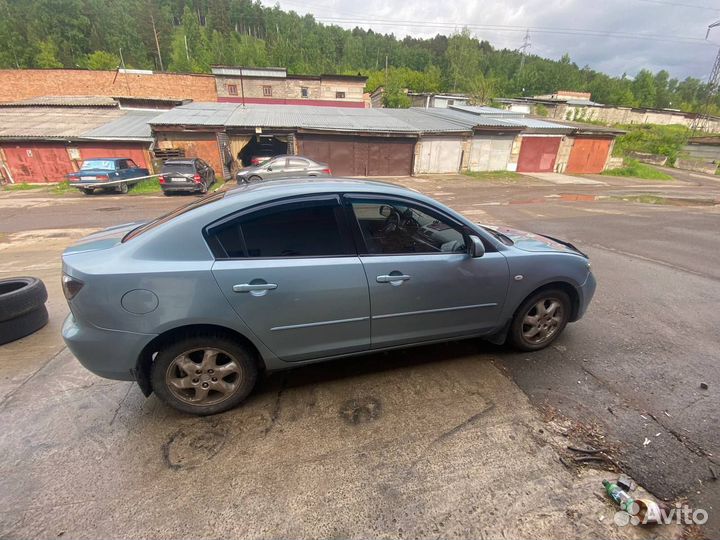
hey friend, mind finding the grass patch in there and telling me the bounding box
[464,170,524,181]
[128,176,162,195]
[610,194,716,206]
[52,181,76,195]
[1,182,44,191]
[602,159,673,180]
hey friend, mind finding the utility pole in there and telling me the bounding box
[518,29,531,78]
[150,9,164,71]
[692,20,720,133]
[119,48,131,95]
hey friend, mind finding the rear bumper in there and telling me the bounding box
[161,184,201,192]
[62,313,156,381]
[573,271,597,321]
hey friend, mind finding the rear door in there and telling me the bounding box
[210,195,371,361]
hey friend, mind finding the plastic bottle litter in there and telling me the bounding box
[602,479,635,512]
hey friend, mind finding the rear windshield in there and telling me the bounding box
[81,160,115,170]
[162,163,195,173]
[122,191,226,242]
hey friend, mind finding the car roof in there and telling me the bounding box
[83,157,123,161]
[164,159,197,164]
[224,177,414,200]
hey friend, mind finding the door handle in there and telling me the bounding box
[376,274,411,283]
[233,283,278,293]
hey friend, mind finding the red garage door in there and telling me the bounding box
[1,144,74,183]
[78,143,149,169]
[517,137,562,173]
[298,134,415,176]
[566,138,612,174]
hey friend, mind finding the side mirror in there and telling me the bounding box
[468,235,485,258]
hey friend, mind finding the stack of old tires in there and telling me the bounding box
[0,277,49,345]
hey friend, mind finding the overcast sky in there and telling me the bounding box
[261,0,720,80]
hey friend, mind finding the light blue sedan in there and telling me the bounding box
[61,179,596,415]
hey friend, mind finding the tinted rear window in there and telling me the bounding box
[162,163,195,173]
[122,191,226,242]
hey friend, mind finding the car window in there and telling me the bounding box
[266,158,285,169]
[287,158,308,168]
[127,159,138,168]
[162,162,195,173]
[117,160,128,170]
[350,199,466,255]
[80,160,115,170]
[211,199,351,258]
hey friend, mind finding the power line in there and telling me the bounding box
[634,0,719,11]
[314,16,718,47]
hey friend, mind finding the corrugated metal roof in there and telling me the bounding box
[500,117,573,130]
[413,108,524,129]
[0,106,125,139]
[0,95,119,107]
[151,103,480,134]
[448,105,523,116]
[82,110,160,140]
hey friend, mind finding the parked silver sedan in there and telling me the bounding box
[236,155,331,183]
[61,179,596,415]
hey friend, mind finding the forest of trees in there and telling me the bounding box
[0,0,718,114]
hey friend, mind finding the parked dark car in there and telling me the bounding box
[67,158,150,195]
[236,155,332,183]
[159,158,216,195]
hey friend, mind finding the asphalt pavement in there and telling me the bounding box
[0,170,717,538]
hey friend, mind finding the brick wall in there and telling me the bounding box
[215,75,365,104]
[0,69,217,103]
[156,132,224,177]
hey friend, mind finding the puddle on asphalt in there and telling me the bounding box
[509,193,600,204]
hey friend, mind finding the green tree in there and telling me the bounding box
[80,51,120,70]
[446,28,481,92]
[632,69,657,108]
[34,39,62,68]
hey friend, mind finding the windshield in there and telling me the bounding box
[122,191,227,242]
[81,160,115,170]
[481,225,514,246]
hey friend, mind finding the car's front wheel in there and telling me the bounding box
[151,334,258,415]
[509,289,571,351]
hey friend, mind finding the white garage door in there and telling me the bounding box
[414,137,463,174]
[468,135,514,171]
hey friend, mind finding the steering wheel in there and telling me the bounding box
[380,207,402,234]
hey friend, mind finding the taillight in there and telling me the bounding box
[322,168,332,175]
[159,175,165,184]
[193,174,202,183]
[62,274,84,301]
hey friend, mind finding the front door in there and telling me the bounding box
[346,197,509,349]
[210,195,371,361]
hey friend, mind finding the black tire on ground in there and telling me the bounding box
[117,182,129,194]
[508,288,571,352]
[81,188,94,195]
[199,182,208,194]
[0,277,48,322]
[247,175,262,183]
[162,190,172,196]
[0,305,49,345]
[150,334,258,415]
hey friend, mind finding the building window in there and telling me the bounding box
[301,86,309,98]
[227,84,238,96]
[263,85,272,97]
[335,91,346,99]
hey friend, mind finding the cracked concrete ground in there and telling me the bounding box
[1,170,716,539]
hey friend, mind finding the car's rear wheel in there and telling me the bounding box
[117,182,129,194]
[81,188,95,195]
[151,334,258,415]
[509,289,570,351]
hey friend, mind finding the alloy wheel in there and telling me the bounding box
[521,297,565,345]
[165,348,243,406]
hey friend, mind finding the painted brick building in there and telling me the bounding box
[0,69,217,104]
[212,67,367,108]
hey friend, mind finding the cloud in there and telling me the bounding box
[264,0,719,80]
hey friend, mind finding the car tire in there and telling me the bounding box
[199,182,208,194]
[117,182,129,194]
[81,188,95,195]
[151,334,258,415]
[508,289,571,351]
[247,175,262,183]
[0,305,49,345]
[0,277,48,322]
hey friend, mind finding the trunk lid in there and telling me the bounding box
[63,221,145,256]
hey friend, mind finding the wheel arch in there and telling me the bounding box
[514,281,580,322]
[134,323,265,396]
